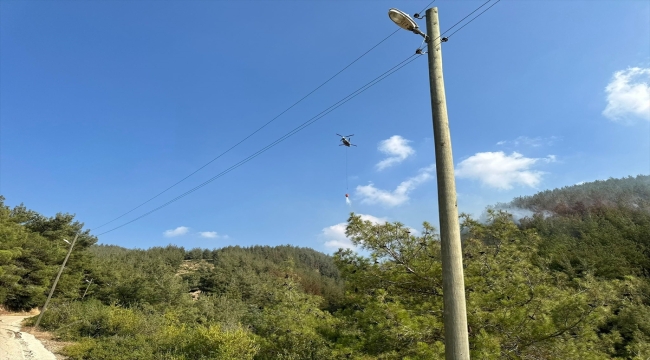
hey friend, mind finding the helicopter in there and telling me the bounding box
[337,134,357,147]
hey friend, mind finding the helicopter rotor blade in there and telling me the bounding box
[336,133,343,137]
[346,134,354,137]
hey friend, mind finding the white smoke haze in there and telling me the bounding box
[479,205,554,224]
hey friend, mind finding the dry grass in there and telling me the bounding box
[0,305,40,316]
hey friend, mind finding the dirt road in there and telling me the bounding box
[0,315,57,360]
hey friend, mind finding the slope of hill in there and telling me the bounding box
[511,175,650,214]
[511,176,650,281]
[2,175,650,359]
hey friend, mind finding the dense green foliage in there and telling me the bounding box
[194,245,342,310]
[2,175,650,359]
[332,209,650,359]
[0,196,96,311]
[26,240,345,359]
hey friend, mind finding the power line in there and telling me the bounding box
[92,28,400,231]
[415,0,437,18]
[92,1,488,232]
[412,1,491,51]
[445,0,502,39]
[97,51,429,236]
[439,0,493,38]
[95,0,503,236]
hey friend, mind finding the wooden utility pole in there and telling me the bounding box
[425,7,470,359]
[34,232,79,328]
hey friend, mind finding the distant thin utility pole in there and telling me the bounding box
[81,278,94,299]
[34,232,79,328]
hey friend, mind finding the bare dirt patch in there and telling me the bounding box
[0,314,70,360]
[22,326,71,360]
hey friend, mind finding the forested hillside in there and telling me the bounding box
[1,175,649,359]
[0,198,96,311]
[510,175,650,213]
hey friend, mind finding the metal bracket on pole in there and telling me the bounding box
[412,28,429,41]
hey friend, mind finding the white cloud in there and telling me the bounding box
[322,223,353,250]
[455,152,555,190]
[358,214,387,225]
[322,214,387,250]
[356,164,435,207]
[496,136,560,147]
[163,226,190,237]
[199,231,229,239]
[376,135,415,170]
[603,67,650,122]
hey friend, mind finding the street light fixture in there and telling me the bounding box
[388,7,470,360]
[388,8,428,40]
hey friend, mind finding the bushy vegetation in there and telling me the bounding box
[333,208,650,359]
[29,243,343,359]
[2,175,650,359]
[0,198,96,311]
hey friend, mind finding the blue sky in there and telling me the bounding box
[1,0,649,252]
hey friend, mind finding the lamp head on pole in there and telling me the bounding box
[388,8,428,40]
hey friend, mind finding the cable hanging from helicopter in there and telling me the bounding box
[337,134,356,206]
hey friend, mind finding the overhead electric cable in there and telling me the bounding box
[95,0,503,236]
[412,1,492,51]
[445,0,501,39]
[92,28,400,231]
[438,0,492,37]
[415,0,437,18]
[97,50,429,236]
